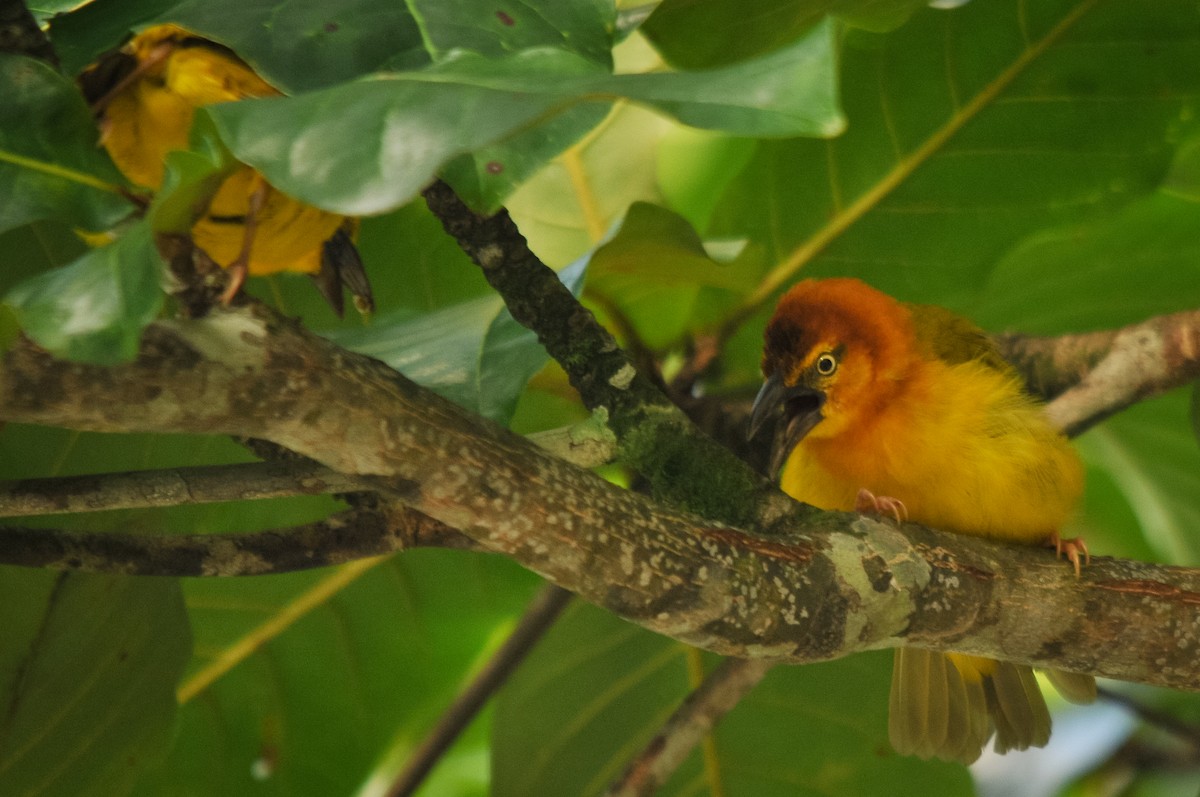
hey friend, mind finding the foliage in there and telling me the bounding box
[0,0,1198,796]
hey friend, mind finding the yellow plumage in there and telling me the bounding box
[80,24,370,313]
[753,277,1094,764]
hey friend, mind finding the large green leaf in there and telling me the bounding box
[411,0,616,66]
[1076,391,1200,566]
[708,0,1200,302]
[973,191,1200,332]
[46,0,177,78]
[208,22,842,217]
[133,551,541,797]
[493,602,969,797]
[642,0,923,69]
[328,257,587,424]
[442,103,614,214]
[587,202,760,348]
[413,0,622,211]
[48,0,427,91]
[693,0,1200,385]
[0,54,131,235]
[0,569,191,797]
[506,102,676,269]
[4,219,164,365]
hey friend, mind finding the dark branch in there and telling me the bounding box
[0,504,476,576]
[0,460,364,517]
[421,180,791,531]
[605,658,774,797]
[387,584,572,797]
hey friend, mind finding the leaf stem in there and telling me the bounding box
[0,149,126,195]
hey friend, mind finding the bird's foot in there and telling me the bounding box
[218,260,248,306]
[855,488,908,524]
[1046,531,1090,577]
[218,177,268,306]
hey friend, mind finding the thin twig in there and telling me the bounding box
[605,658,775,797]
[386,584,573,797]
[0,504,476,575]
[1098,686,1200,747]
[0,460,364,517]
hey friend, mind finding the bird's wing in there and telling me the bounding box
[906,302,1020,378]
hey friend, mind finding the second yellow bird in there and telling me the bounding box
[81,24,372,314]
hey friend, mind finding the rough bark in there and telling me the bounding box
[1,307,1196,690]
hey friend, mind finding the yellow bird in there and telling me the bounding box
[79,24,372,315]
[749,277,1095,764]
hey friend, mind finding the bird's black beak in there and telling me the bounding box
[748,374,825,475]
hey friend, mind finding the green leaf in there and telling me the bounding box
[134,552,541,797]
[4,220,165,364]
[46,0,175,77]
[643,0,924,68]
[0,54,131,235]
[706,0,1200,313]
[163,0,430,91]
[974,192,1200,333]
[493,602,970,797]
[587,202,760,348]
[49,0,428,90]
[148,114,236,235]
[657,126,758,232]
[0,220,90,292]
[1191,383,1200,450]
[328,258,587,424]
[591,202,750,290]
[492,602,695,796]
[51,0,618,97]
[442,102,614,214]
[410,0,616,66]
[1160,135,1200,203]
[419,0,620,211]
[209,24,843,216]
[0,570,191,797]
[1077,391,1200,566]
[505,103,677,270]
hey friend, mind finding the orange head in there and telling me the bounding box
[749,278,920,463]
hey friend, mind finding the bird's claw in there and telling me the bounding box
[1047,531,1090,577]
[217,260,248,306]
[856,488,908,524]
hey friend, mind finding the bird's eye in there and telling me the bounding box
[815,353,838,376]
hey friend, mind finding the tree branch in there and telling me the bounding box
[996,308,1200,435]
[1,307,1196,690]
[0,503,476,575]
[421,180,791,531]
[0,421,616,518]
[0,460,364,517]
